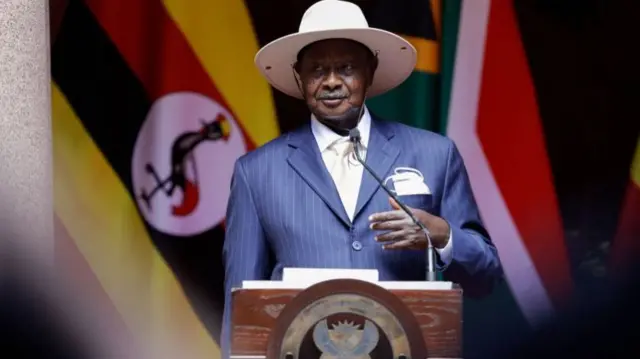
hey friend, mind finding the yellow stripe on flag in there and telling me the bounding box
[631,136,640,187]
[51,83,219,358]
[403,36,440,74]
[162,0,280,147]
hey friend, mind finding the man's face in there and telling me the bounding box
[296,39,375,131]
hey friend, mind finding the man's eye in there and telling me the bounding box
[311,65,324,75]
[341,64,354,73]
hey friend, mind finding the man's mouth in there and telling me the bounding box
[320,97,346,108]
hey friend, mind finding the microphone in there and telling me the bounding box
[348,128,438,281]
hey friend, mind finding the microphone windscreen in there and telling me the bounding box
[349,128,361,142]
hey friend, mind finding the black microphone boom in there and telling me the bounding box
[348,128,437,281]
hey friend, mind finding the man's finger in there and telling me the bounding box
[389,197,401,209]
[370,219,412,231]
[382,237,421,250]
[368,210,406,222]
[389,197,416,212]
[375,228,414,242]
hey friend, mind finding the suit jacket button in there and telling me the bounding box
[352,241,363,251]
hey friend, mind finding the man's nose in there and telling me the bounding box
[322,71,342,91]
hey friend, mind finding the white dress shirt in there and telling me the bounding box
[310,107,453,264]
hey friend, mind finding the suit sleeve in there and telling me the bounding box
[221,159,271,358]
[438,140,503,297]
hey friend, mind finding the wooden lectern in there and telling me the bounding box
[229,270,463,359]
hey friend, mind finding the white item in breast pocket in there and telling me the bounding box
[384,167,431,196]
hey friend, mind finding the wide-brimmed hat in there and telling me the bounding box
[254,0,417,99]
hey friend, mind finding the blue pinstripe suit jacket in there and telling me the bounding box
[221,115,503,356]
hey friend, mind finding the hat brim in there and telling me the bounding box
[254,28,417,99]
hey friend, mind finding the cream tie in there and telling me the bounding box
[327,138,360,221]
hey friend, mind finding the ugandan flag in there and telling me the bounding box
[51,0,278,356]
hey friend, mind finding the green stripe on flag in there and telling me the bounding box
[439,0,462,132]
[366,0,460,135]
[366,0,442,132]
[367,72,441,132]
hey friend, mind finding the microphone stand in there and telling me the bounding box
[349,130,437,281]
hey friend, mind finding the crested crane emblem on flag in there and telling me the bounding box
[139,113,231,216]
[132,91,247,237]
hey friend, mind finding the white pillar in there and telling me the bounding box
[0,0,53,266]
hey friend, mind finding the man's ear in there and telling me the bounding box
[368,57,379,87]
[291,63,306,99]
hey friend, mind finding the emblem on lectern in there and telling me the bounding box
[313,319,379,359]
[266,279,427,359]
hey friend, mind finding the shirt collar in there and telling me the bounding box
[310,106,371,153]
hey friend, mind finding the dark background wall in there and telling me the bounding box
[513,0,639,285]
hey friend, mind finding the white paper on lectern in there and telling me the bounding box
[240,268,377,290]
[376,281,453,290]
[241,280,453,290]
[282,267,379,284]
[240,267,453,290]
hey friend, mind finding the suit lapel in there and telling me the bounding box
[353,118,400,220]
[286,125,351,227]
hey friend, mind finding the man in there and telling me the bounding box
[222,0,502,355]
